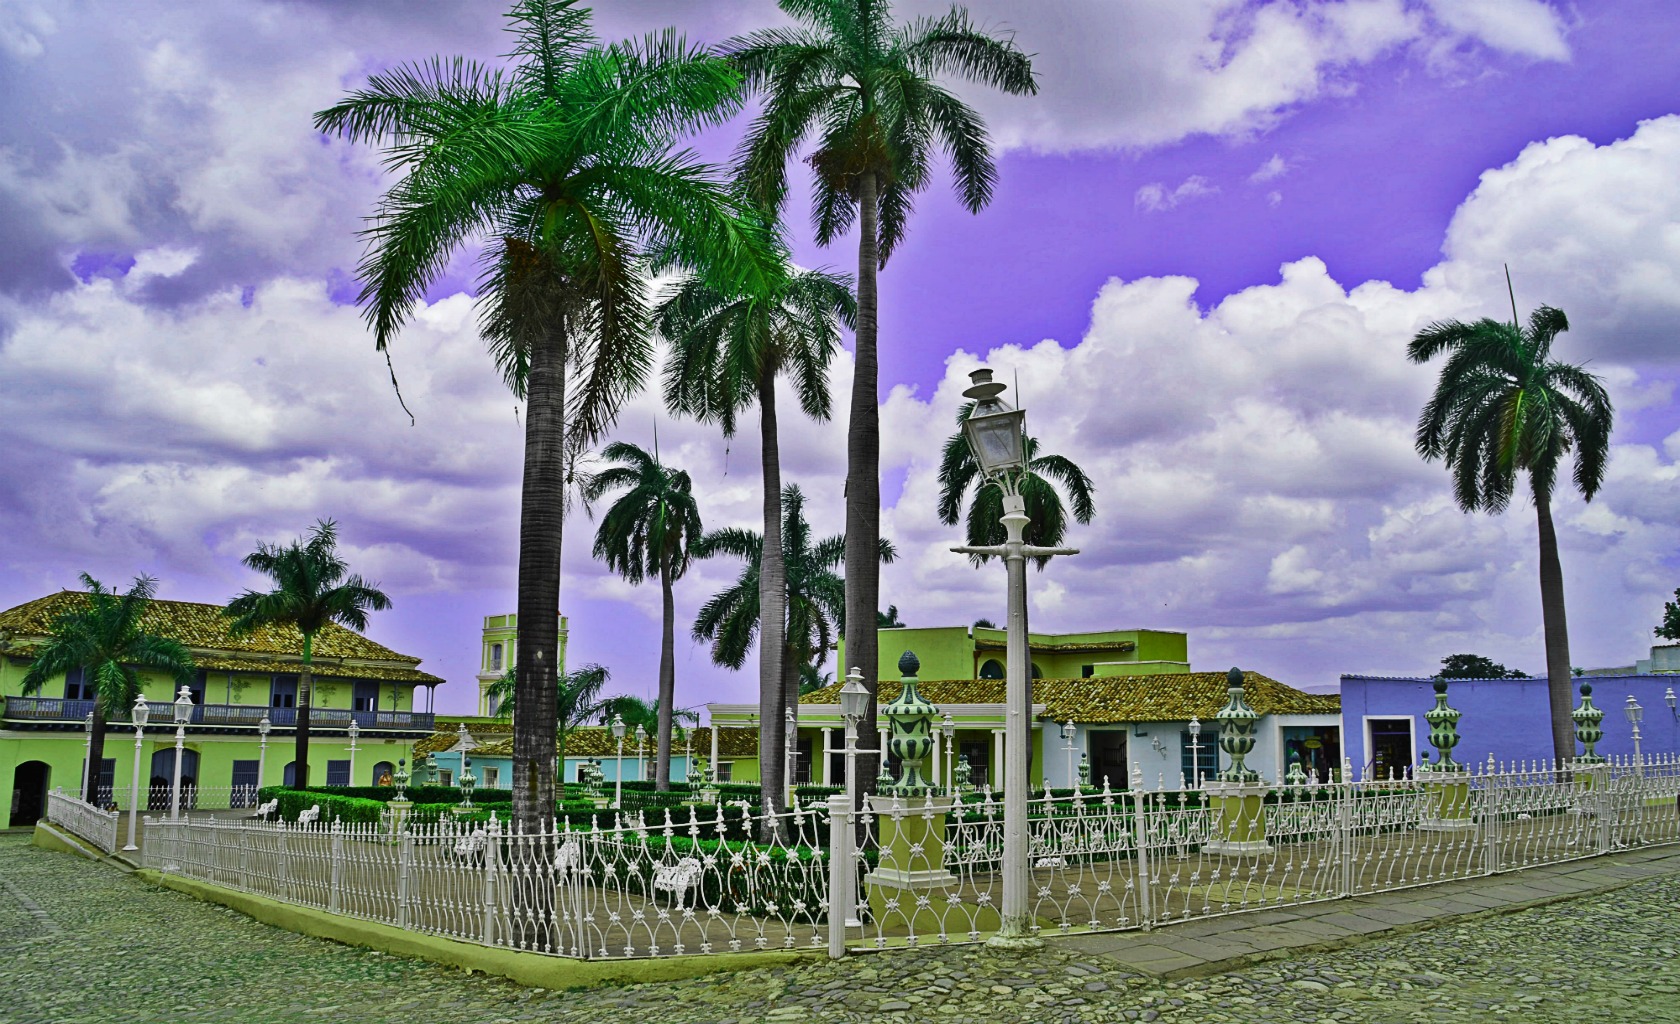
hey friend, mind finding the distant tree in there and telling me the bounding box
[225,520,391,788]
[877,605,905,629]
[1439,654,1527,680]
[798,662,834,695]
[1409,299,1612,764]
[972,617,997,630]
[597,694,699,746]
[484,662,613,776]
[581,441,704,790]
[1658,588,1680,642]
[22,574,197,802]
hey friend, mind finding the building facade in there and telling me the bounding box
[0,592,441,826]
[475,612,568,717]
[839,625,1190,682]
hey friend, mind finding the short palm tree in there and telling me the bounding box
[937,402,1097,568]
[597,694,700,784]
[315,0,776,831]
[225,520,392,789]
[484,662,612,778]
[659,265,854,803]
[725,0,1036,764]
[1408,303,1612,764]
[22,574,197,803]
[581,441,703,790]
[693,484,895,810]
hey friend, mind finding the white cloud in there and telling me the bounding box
[1135,175,1219,211]
[1251,154,1289,182]
[1422,0,1570,61]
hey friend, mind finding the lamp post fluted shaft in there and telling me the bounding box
[169,721,186,819]
[124,695,148,852]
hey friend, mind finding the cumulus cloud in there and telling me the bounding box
[1250,154,1289,182]
[1135,175,1219,212]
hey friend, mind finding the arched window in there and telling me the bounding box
[490,643,503,671]
[372,760,395,786]
[283,761,297,787]
[979,659,1004,679]
[1031,662,1043,679]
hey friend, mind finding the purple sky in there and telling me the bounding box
[2,1,1678,713]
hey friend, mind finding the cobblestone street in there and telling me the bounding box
[4,833,1680,1024]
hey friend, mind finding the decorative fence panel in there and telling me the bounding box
[43,788,120,854]
[136,755,1680,961]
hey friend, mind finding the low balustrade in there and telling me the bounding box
[2,695,432,732]
[44,788,120,854]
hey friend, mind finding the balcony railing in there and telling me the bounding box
[2,696,433,732]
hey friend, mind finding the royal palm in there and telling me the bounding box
[725,0,1036,763]
[484,662,613,780]
[22,574,196,802]
[937,402,1096,567]
[1408,303,1612,763]
[316,0,773,829]
[694,484,895,806]
[582,441,703,790]
[225,520,391,788]
[660,266,853,805]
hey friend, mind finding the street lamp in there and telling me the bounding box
[347,718,360,786]
[1666,686,1677,721]
[634,723,647,784]
[169,684,192,819]
[836,665,878,932]
[1187,716,1203,788]
[81,712,94,803]
[124,694,149,852]
[1060,721,1076,790]
[257,714,271,801]
[940,713,956,793]
[1625,695,1645,776]
[951,367,1077,950]
[611,713,627,808]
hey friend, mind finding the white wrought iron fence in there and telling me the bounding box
[135,754,1680,961]
[44,788,120,854]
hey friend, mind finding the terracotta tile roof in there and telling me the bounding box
[412,726,761,759]
[801,671,1340,723]
[0,591,423,667]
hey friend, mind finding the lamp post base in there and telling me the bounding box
[985,929,1044,950]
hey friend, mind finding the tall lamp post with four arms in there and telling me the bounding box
[123,694,149,852]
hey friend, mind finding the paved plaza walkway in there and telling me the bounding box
[4,830,1680,1023]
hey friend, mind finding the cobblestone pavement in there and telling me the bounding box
[5,833,1680,1024]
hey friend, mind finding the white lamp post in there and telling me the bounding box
[81,712,94,803]
[1625,695,1645,777]
[951,367,1077,950]
[347,718,360,786]
[169,684,192,819]
[1187,716,1203,788]
[257,714,271,799]
[124,694,149,852]
[940,713,956,793]
[837,666,875,931]
[1666,686,1677,721]
[634,723,647,784]
[611,714,627,808]
[784,706,798,807]
[1060,720,1076,790]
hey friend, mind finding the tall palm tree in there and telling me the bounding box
[22,574,197,803]
[659,266,854,805]
[1408,302,1612,763]
[693,484,896,810]
[726,1,1036,767]
[937,402,1097,568]
[225,520,392,789]
[581,441,703,790]
[315,0,777,831]
[484,662,612,779]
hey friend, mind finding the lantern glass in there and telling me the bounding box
[1666,686,1676,710]
[635,723,647,744]
[174,684,193,724]
[132,695,150,730]
[838,670,869,722]
[940,712,956,740]
[1188,716,1201,739]
[348,719,360,741]
[1624,696,1643,725]
[962,407,1027,478]
[1060,720,1073,742]
[83,712,94,734]
[258,714,271,737]
[611,714,626,740]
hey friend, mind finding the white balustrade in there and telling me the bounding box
[44,788,121,854]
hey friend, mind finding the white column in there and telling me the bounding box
[710,722,720,783]
[821,727,834,787]
[931,727,942,792]
[992,729,1005,790]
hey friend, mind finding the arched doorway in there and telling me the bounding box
[371,761,394,787]
[979,659,1004,679]
[150,749,200,810]
[9,761,50,826]
[283,761,297,787]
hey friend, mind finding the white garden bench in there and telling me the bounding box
[297,805,321,826]
[651,857,703,908]
[253,798,279,818]
[453,827,487,862]
[554,838,581,873]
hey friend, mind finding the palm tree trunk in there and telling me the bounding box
[846,169,882,797]
[758,367,788,814]
[782,640,802,793]
[295,632,313,788]
[514,316,566,834]
[1534,483,1576,764]
[85,705,107,804]
[655,554,675,791]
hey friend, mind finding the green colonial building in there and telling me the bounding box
[0,591,442,826]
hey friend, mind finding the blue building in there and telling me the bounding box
[1340,672,1679,776]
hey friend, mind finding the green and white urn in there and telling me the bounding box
[882,650,939,795]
